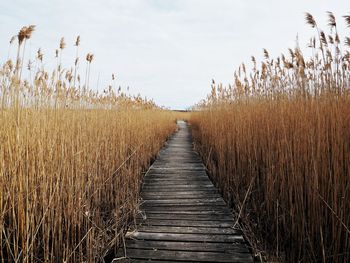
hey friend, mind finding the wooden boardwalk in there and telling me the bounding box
[118,121,253,262]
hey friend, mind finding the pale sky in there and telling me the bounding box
[0,0,349,109]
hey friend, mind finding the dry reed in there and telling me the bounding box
[0,27,177,262]
[191,13,350,262]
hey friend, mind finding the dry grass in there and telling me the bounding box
[191,13,350,262]
[0,27,177,262]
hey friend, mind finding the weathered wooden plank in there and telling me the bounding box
[141,193,221,199]
[153,163,203,167]
[155,160,203,163]
[137,219,234,228]
[134,226,240,235]
[141,190,219,196]
[138,208,231,214]
[141,196,222,201]
[144,183,212,187]
[154,159,203,162]
[140,198,223,203]
[127,260,193,263]
[143,184,213,189]
[117,248,253,262]
[141,186,216,192]
[140,203,227,209]
[144,175,208,180]
[138,206,231,212]
[125,240,250,253]
[145,177,208,180]
[150,167,206,171]
[136,213,233,221]
[128,231,244,243]
[144,177,209,181]
[146,171,208,176]
[150,168,205,171]
[143,178,211,183]
[139,210,232,216]
[141,198,225,204]
[140,196,222,202]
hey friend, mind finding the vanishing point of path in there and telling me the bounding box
[118,121,254,262]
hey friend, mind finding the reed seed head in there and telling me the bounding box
[10,35,16,44]
[327,11,336,28]
[75,35,80,46]
[86,53,94,63]
[305,13,316,28]
[60,37,66,50]
[345,37,350,47]
[18,25,35,45]
[263,49,269,59]
[344,15,350,27]
[37,48,43,62]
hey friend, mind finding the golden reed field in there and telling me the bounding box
[0,27,178,262]
[1,12,350,263]
[190,13,350,262]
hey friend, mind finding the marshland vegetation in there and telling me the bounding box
[0,26,177,262]
[191,13,350,262]
[1,11,350,263]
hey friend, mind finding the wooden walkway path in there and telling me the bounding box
[118,121,253,262]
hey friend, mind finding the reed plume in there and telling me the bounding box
[191,13,350,262]
[0,25,178,262]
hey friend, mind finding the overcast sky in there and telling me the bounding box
[0,0,349,109]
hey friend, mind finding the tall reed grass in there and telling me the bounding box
[0,27,177,262]
[191,13,350,262]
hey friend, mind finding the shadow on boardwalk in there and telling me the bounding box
[116,121,254,262]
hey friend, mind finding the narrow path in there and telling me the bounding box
[118,121,253,262]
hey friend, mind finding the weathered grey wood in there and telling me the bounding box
[142,185,214,190]
[141,194,222,200]
[135,226,240,235]
[139,206,231,212]
[127,260,193,263]
[125,240,250,253]
[136,214,234,221]
[141,190,219,196]
[141,198,225,204]
[141,187,216,192]
[140,202,227,208]
[141,211,232,216]
[120,120,253,262]
[127,232,244,243]
[143,182,213,186]
[146,172,208,177]
[117,249,253,262]
[137,219,232,227]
